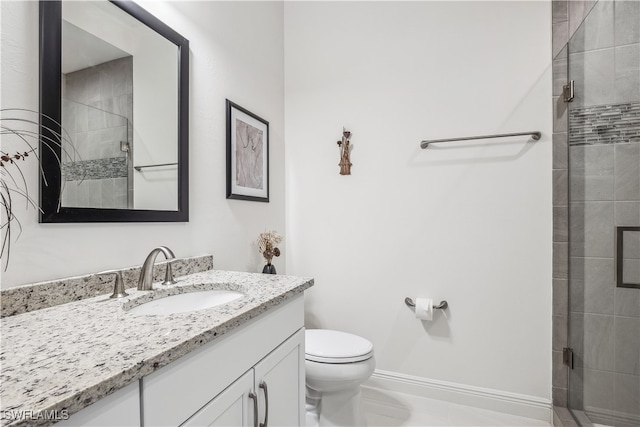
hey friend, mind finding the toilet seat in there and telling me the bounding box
[305,329,374,364]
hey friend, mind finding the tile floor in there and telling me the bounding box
[361,386,552,427]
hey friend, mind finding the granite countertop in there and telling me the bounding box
[0,270,313,426]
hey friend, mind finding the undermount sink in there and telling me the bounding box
[128,290,244,315]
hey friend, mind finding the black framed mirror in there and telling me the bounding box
[39,0,189,222]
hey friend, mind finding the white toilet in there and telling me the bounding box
[305,329,375,427]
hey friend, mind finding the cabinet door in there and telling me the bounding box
[143,295,304,427]
[253,329,305,427]
[181,370,255,427]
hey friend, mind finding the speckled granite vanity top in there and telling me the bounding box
[0,269,313,426]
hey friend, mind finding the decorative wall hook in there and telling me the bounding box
[337,128,352,175]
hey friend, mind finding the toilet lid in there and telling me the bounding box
[305,329,374,364]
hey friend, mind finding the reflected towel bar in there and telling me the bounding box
[134,162,178,172]
[404,297,448,310]
[420,131,541,149]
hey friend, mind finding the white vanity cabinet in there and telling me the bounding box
[57,294,305,427]
[252,331,304,427]
[142,294,305,427]
[182,329,304,427]
[55,381,140,427]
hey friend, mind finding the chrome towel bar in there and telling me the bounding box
[404,297,448,310]
[134,162,178,171]
[420,131,541,149]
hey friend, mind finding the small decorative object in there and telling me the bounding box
[257,230,282,274]
[337,128,352,175]
[226,100,269,202]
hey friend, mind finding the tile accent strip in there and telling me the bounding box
[63,157,128,181]
[569,102,640,146]
[0,255,214,317]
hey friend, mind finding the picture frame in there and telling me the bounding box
[226,100,269,202]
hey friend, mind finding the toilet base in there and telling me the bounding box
[305,386,366,427]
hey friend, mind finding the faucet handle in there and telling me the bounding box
[162,259,177,286]
[97,270,129,298]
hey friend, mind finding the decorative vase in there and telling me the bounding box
[262,263,277,274]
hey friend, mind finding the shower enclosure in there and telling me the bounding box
[61,99,132,209]
[60,55,134,210]
[566,1,640,426]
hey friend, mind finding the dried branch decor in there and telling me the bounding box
[0,108,80,270]
[257,230,282,265]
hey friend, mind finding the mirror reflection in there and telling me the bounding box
[60,0,179,211]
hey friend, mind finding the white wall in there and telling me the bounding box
[2,0,554,408]
[0,1,285,286]
[285,1,552,400]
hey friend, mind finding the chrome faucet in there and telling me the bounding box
[138,246,177,290]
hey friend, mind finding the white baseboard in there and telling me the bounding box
[364,369,552,422]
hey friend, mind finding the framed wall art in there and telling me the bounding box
[226,100,269,202]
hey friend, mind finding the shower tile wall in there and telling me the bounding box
[553,1,640,426]
[61,56,133,209]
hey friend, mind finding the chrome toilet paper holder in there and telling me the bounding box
[404,297,448,310]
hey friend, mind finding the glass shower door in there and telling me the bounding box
[567,1,640,426]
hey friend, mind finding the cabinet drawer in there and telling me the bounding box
[142,294,303,426]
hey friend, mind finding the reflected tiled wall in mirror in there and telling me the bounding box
[61,56,133,209]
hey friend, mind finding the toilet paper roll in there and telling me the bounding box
[415,298,433,321]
